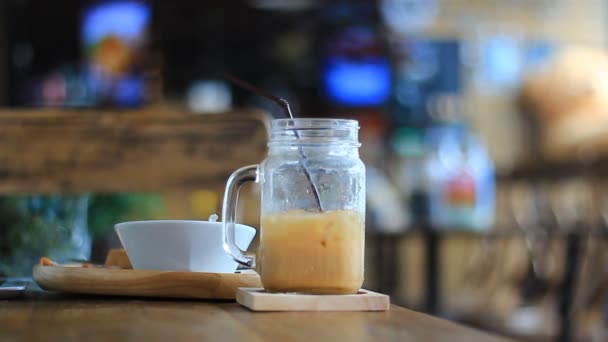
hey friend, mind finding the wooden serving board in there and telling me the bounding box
[236,288,390,311]
[33,265,262,300]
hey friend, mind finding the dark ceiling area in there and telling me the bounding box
[2,0,329,103]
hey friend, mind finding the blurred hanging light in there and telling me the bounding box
[379,0,438,35]
[187,80,232,114]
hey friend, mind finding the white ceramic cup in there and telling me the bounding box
[115,220,256,273]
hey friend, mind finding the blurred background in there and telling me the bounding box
[1,0,608,340]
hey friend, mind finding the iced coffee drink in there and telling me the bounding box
[258,209,364,294]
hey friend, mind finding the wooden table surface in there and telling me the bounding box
[0,289,511,341]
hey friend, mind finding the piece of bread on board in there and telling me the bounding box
[104,249,132,269]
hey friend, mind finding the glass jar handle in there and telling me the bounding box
[222,164,259,268]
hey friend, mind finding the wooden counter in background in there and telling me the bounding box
[0,108,269,194]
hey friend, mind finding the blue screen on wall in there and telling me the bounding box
[323,57,391,107]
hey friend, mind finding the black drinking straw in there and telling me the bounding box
[224,73,324,211]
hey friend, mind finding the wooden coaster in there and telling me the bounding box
[236,288,390,311]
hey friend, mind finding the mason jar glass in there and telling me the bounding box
[222,118,366,294]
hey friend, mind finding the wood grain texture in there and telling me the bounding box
[0,108,269,193]
[236,288,390,311]
[33,265,262,300]
[0,290,512,342]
